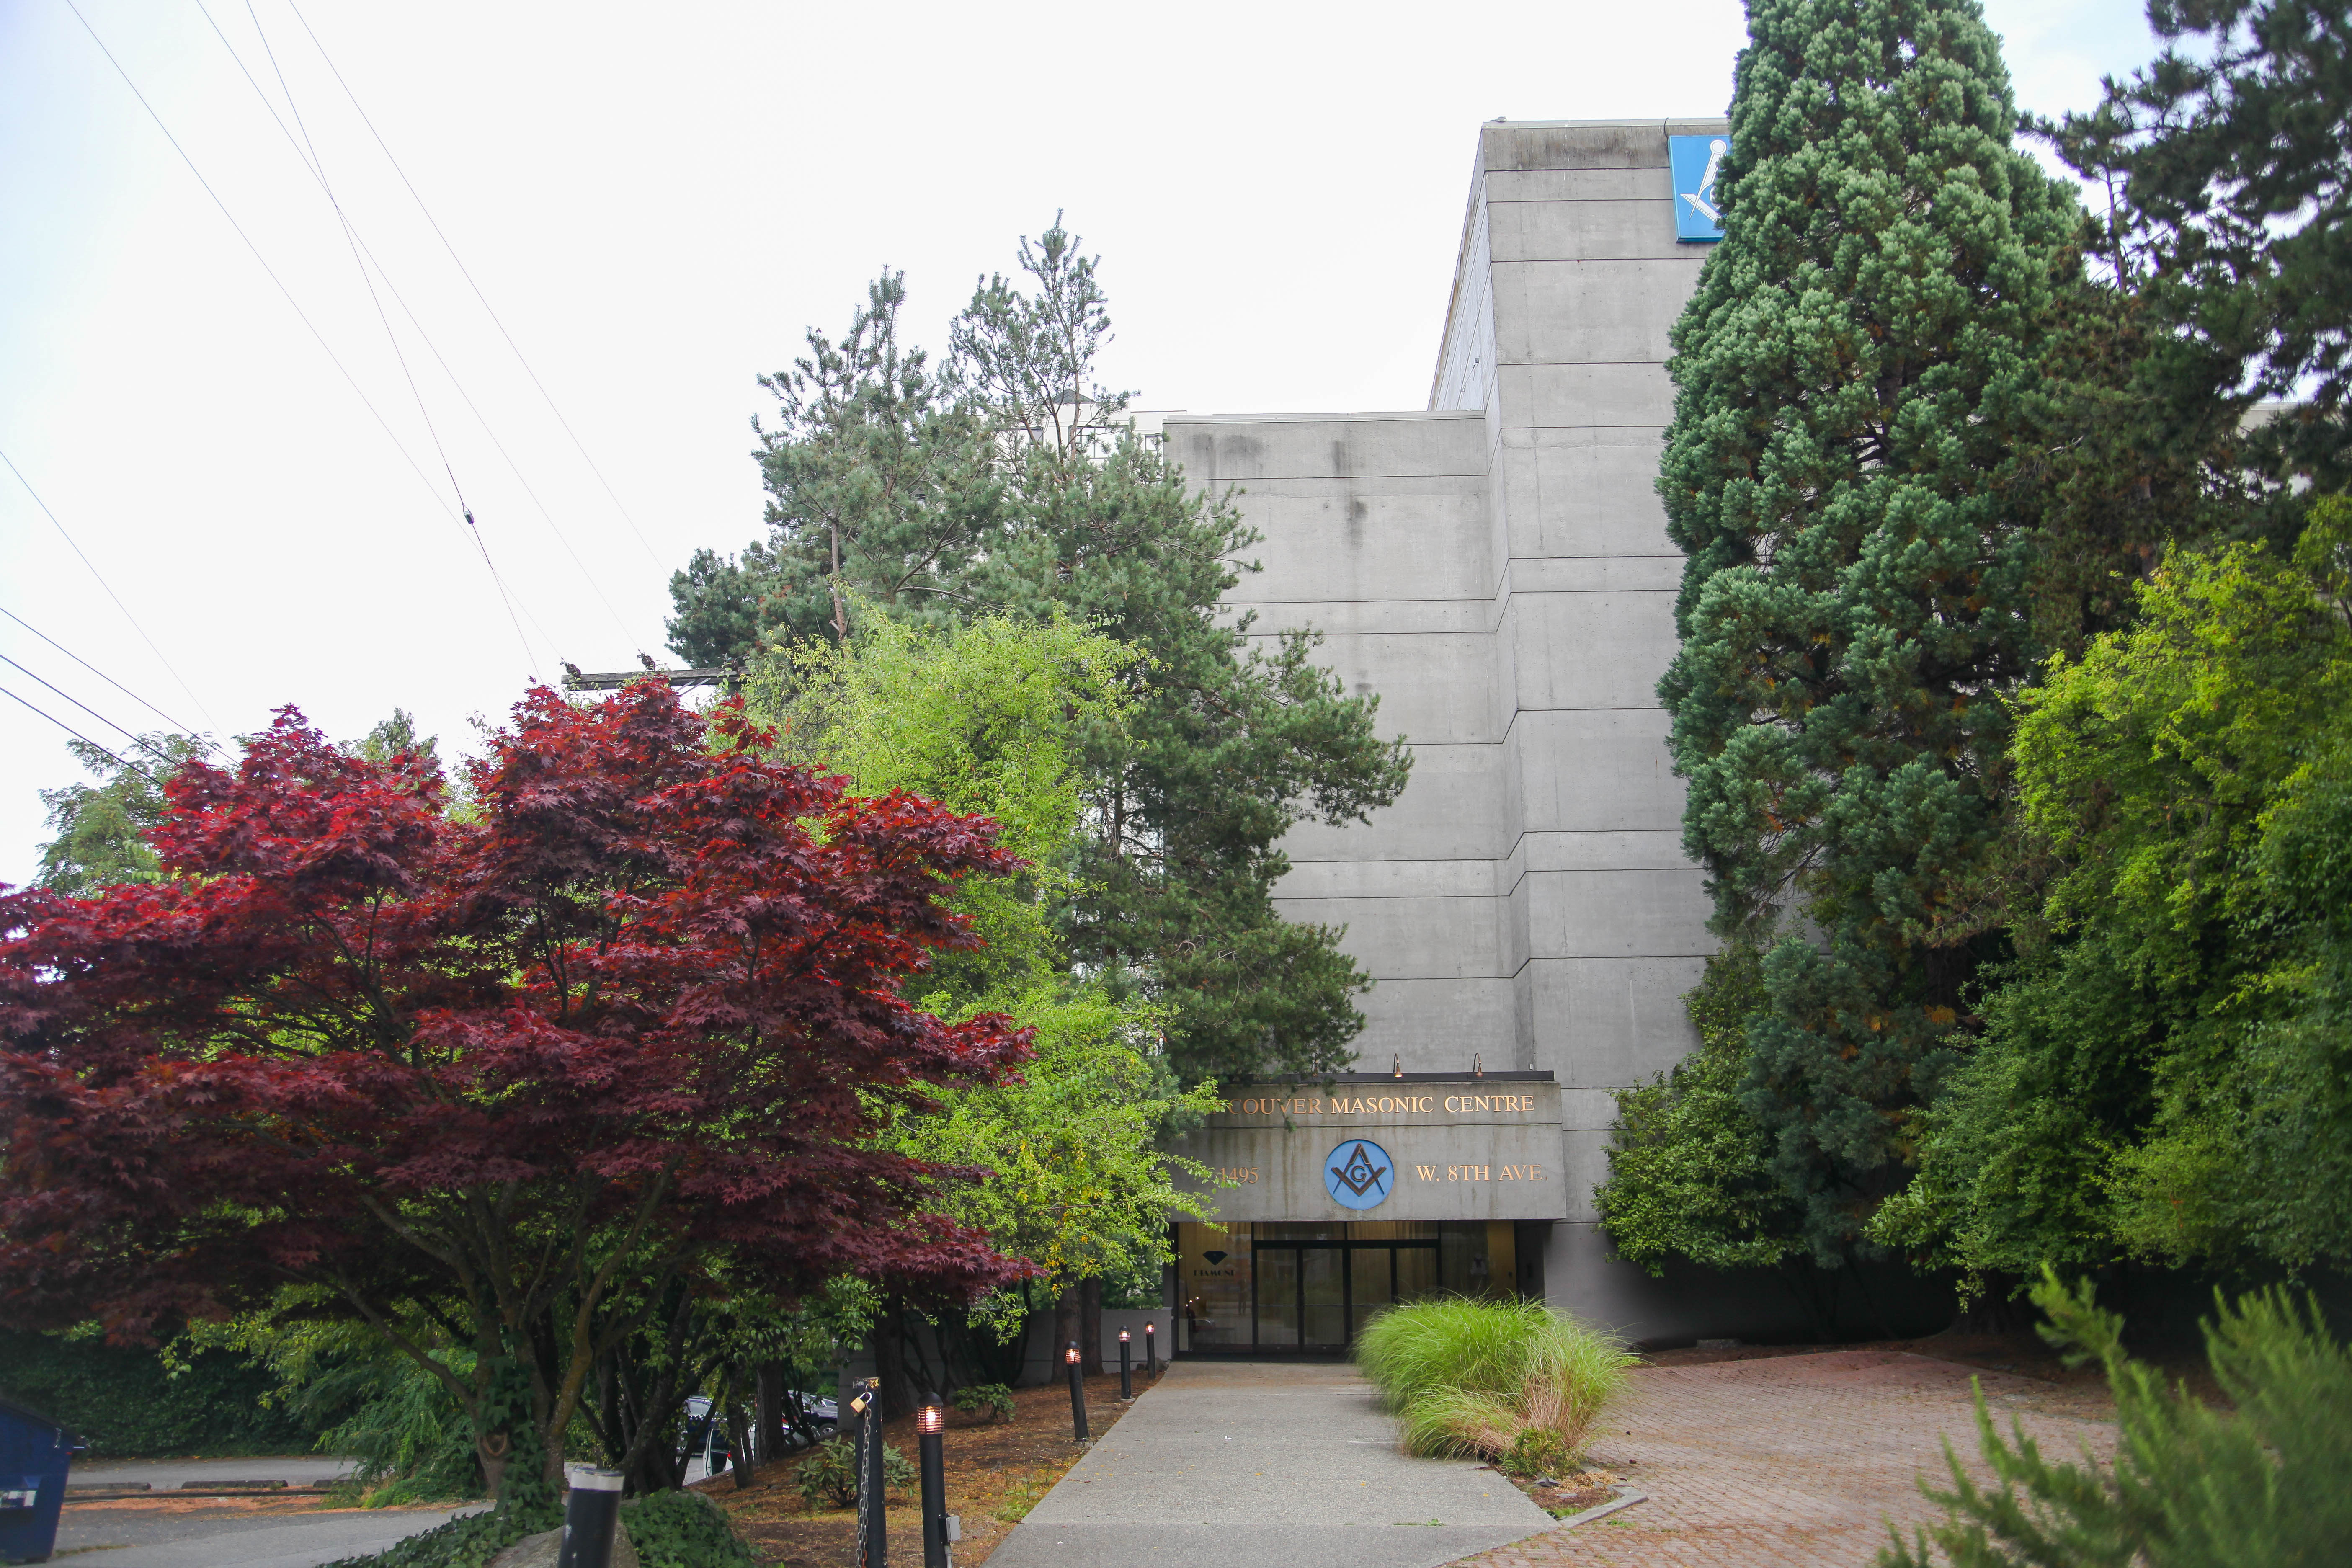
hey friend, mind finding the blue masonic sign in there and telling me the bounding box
[1670,134,1728,242]
[1325,1138,1393,1210]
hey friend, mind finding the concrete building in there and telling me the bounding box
[1161,118,1763,1349]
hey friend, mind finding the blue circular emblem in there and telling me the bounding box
[1324,1138,1394,1210]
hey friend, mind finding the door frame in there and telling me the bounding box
[1249,1238,1439,1353]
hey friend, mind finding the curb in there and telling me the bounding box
[1552,1487,1647,1529]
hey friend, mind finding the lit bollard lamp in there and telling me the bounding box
[555,1465,624,1568]
[1065,1341,1089,1443]
[1118,1329,1132,1400]
[917,1393,949,1568]
[1144,1318,1157,1379]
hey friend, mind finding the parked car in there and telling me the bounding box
[681,1392,839,1478]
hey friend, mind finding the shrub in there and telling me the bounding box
[0,1328,320,1457]
[1356,1297,1633,1467]
[1881,1267,2352,1567]
[793,1437,917,1510]
[1503,1426,1571,1480]
[622,1488,756,1568]
[952,1383,1015,1423]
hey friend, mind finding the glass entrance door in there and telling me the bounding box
[1252,1241,1436,1351]
[1173,1222,1500,1355]
[1349,1246,1393,1341]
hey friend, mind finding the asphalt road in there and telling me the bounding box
[51,1500,480,1568]
[52,1458,478,1568]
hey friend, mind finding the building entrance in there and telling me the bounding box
[1173,1221,1513,1355]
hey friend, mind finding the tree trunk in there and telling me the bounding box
[475,1430,512,1506]
[755,1362,788,1465]
[872,1298,923,1420]
[1940,1276,2031,1336]
[1081,1277,1104,1375]
[723,1400,757,1490]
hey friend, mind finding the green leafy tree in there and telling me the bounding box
[686,218,1411,1084]
[887,984,1222,1368]
[34,735,206,895]
[666,273,1002,657]
[1657,0,2081,1259]
[1596,948,1800,1273]
[1882,1268,2352,1568]
[1596,947,1816,1308]
[2048,0,2352,497]
[348,707,439,770]
[747,607,1139,1006]
[1875,499,2352,1281]
[746,608,1223,1406]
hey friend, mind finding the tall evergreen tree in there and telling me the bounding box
[2050,0,2352,498]
[1657,0,2080,1257]
[35,735,206,896]
[665,220,1409,1084]
[951,221,1411,1083]
[665,273,1001,659]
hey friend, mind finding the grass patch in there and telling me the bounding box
[1356,1296,1634,1469]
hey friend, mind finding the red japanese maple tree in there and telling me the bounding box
[0,681,1030,1491]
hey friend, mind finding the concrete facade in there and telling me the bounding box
[1166,119,1741,1339]
[1170,1075,1568,1224]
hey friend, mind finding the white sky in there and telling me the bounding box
[0,0,2158,886]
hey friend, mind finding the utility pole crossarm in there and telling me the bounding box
[560,664,737,691]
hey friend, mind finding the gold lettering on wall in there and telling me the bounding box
[1219,1090,1542,1119]
[1408,1162,1547,1182]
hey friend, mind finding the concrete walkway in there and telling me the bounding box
[987,1359,1551,1568]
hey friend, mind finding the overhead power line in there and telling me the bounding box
[0,603,206,740]
[194,0,648,658]
[283,0,673,578]
[0,649,181,765]
[63,0,549,681]
[0,442,219,730]
[0,684,159,787]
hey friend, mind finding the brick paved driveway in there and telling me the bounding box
[1445,1349,2117,1568]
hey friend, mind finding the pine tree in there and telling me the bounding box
[1657,0,2080,1256]
[665,220,1409,1084]
[953,220,1411,1084]
[2049,0,2352,498]
[665,274,1001,656]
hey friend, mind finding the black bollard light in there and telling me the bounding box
[555,1465,624,1568]
[1064,1341,1089,1443]
[1118,1329,1132,1400]
[917,1393,948,1568]
[1144,1318,1157,1378]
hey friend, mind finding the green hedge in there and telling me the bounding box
[0,1329,317,1457]
[322,1488,753,1568]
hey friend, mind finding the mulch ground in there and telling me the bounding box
[692,1370,1151,1567]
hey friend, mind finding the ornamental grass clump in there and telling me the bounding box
[1355,1297,1634,1468]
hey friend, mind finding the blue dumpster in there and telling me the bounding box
[0,1398,78,1565]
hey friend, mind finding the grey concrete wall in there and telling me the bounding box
[1166,118,1738,1334]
